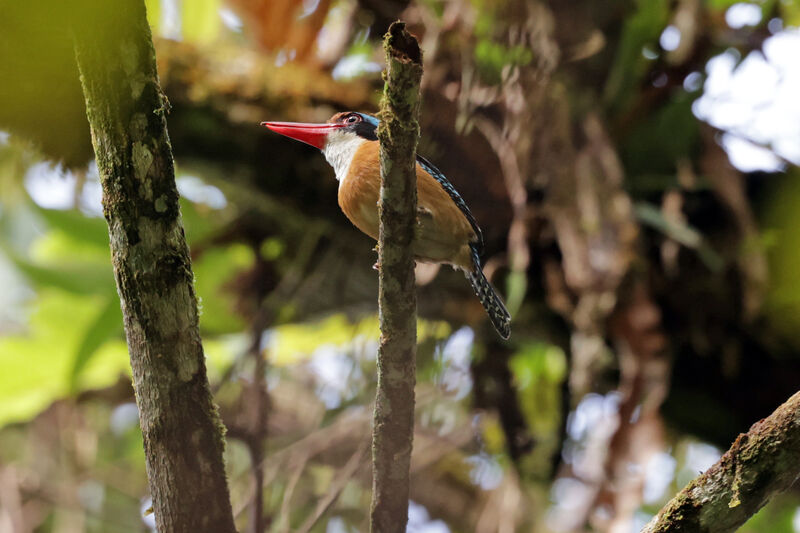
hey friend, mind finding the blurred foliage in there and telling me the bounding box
[604,0,669,111]
[0,289,128,426]
[181,0,222,43]
[1,0,800,531]
[762,168,800,343]
[622,93,699,178]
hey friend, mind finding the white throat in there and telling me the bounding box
[322,131,366,183]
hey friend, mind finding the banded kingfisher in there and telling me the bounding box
[261,111,511,339]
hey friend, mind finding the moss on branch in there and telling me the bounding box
[643,391,800,533]
[369,21,423,533]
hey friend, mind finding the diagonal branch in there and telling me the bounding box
[369,20,423,533]
[298,438,371,533]
[642,391,800,533]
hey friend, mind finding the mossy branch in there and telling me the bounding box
[643,391,800,533]
[370,21,423,533]
[71,1,236,531]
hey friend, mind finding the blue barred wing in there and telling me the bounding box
[416,154,485,256]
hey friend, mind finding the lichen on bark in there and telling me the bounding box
[369,21,423,533]
[71,1,236,531]
[643,391,800,533]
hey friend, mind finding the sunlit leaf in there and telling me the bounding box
[479,414,507,455]
[269,314,449,366]
[780,0,800,27]
[203,337,241,377]
[270,314,379,366]
[510,342,567,386]
[260,237,285,261]
[144,0,161,32]
[0,290,129,427]
[33,206,109,250]
[180,197,220,245]
[193,244,254,334]
[704,0,743,9]
[4,247,115,295]
[505,270,527,317]
[69,293,123,392]
[0,140,33,205]
[474,42,533,84]
[181,0,221,44]
[508,342,566,477]
[309,464,336,495]
[705,0,779,19]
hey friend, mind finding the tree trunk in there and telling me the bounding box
[71,1,237,531]
[369,21,423,533]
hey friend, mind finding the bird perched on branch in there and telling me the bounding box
[261,111,511,339]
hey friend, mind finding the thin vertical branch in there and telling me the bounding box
[71,1,236,531]
[370,21,423,533]
[247,305,270,533]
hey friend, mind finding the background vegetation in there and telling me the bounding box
[1,0,800,531]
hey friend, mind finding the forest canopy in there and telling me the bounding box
[1,0,800,531]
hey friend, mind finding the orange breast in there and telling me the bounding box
[338,141,476,269]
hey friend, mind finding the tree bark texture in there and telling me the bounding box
[71,1,237,531]
[370,21,423,533]
[642,391,800,533]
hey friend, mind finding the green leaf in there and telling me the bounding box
[622,93,699,178]
[179,197,218,246]
[762,169,800,343]
[0,210,115,296]
[505,270,527,317]
[474,41,533,84]
[604,0,669,110]
[634,201,724,271]
[181,0,220,44]
[269,314,449,366]
[33,207,109,250]
[780,0,800,27]
[0,290,129,427]
[509,342,567,389]
[704,0,741,9]
[508,342,567,477]
[3,248,115,294]
[69,294,123,392]
[739,493,798,533]
[145,0,161,32]
[271,314,379,366]
[193,243,253,334]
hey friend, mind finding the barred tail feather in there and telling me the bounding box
[466,245,511,339]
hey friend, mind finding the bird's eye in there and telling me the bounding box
[346,115,360,124]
